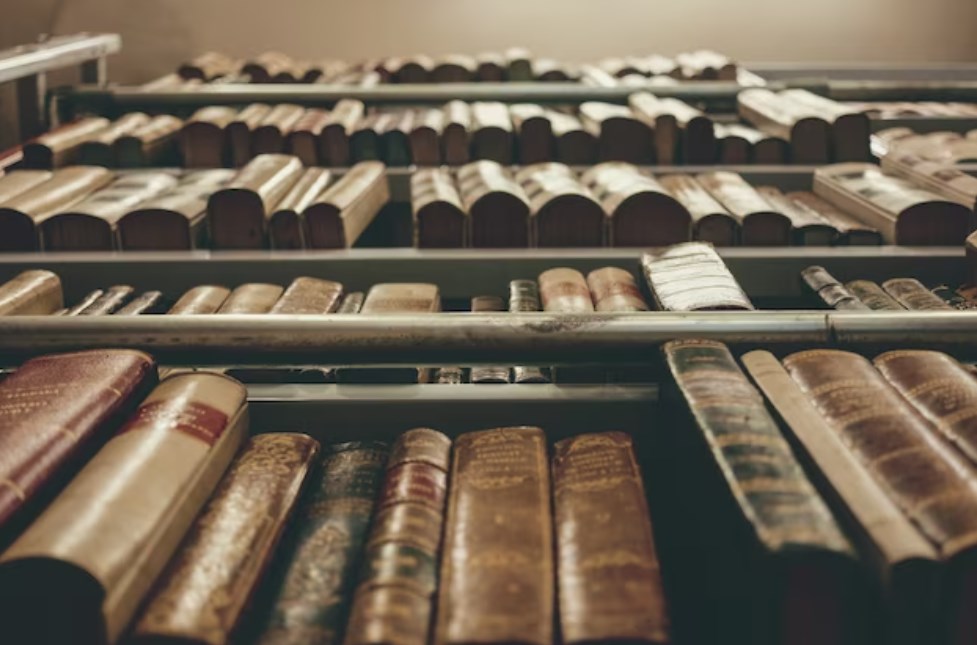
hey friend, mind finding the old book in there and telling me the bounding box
[476,52,505,81]
[411,168,466,248]
[0,349,156,542]
[180,106,237,168]
[533,58,573,82]
[724,124,790,165]
[845,280,904,310]
[179,52,238,80]
[784,349,977,645]
[696,172,791,246]
[436,367,465,384]
[40,171,179,251]
[658,174,739,246]
[226,103,272,167]
[337,291,365,314]
[390,55,434,83]
[349,113,385,163]
[629,93,716,164]
[253,105,306,156]
[408,108,443,166]
[738,89,830,163]
[539,267,594,313]
[458,160,531,248]
[582,162,692,246]
[242,51,296,83]
[505,48,533,81]
[217,283,285,314]
[641,243,754,311]
[517,163,605,247]
[800,265,869,310]
[785,191,883,246]
[0,372,247,645]
[664,340,857,645]
[114,114,183,168]
[303,162,389,249]
[713,123,752,165]
[781,90,872,162]
[586,267,649,311]
[508,280,550,385]
[77,285,135,315]
[553,432,669,645]
[208,154,304,249]
[320,100,365,166]
[344,428,451,645]
[743,350,939,645]
[509,103,553,164]
[470,102,514,164]
[168,286,231,314]
[0,166,114,252]
[0,170,53,203]
[431,55,476,83]
[435,427,553,645]
[379,111,415,167]
[115,291,164,315]
[441,101,472,165]
[881,278,953,311]
[0,269,63,315]
[756,185,836,245]
[881,150,977,212]
[254,441,389,645]
[268,168,332,249]
[469,296,512,384]
[548,110,598,165]
[119,169,235,250]
[78,113,151,167]
[22,117,111,169]
[579,102,654,164]
[63,290,105,316]
[131,433,320,645]
[287,109,330,166]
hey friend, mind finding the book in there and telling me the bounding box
[208,154,304,249]
[780,90,871,162]
[553,432,669,644]
[476,52,505,82]
[579,102,654,164]
[0,170,53,203]
[349,113,385,163]
[586,266,649,311]
[268,168,332,250]
[508,280,550,385]
[458,160,531,248]
[470,102,514,164]
[657,174,739,246]
[180,106,237,168]
[641,243,754,311]
[337,292,365,314]
[881,150,977,212]
[168,285,232,314]
[252,104,306,156]
[77,113,151,167]
[131,433,320,645]
[22,117,111,169]
[755,185,837,245]
[469,296,512,384]
[505,48,533,81]
[408,108,443,166]
[179,52,238,80]
[845,280,904,310]
[785,191,882,246]
[434,427,553,645]
[226,103,272,167]
[539,267,595,313]
[509,103,554,164]
[254,441,389,645]
[881,278,953,311]
[63,290,106,315]
[628,93,716,164]
[548,110,598,165]
[517,163,604,247]
[432,55,476,83]
[287,108,330,166]
[270,277,344,314]
[738,89,831,163]
[436,367,465,384]
[77,285,135,315]
[114,114,183,168]
[800,265,869,310]
[0,372,247,645]
[379,111,414,167]
[0,269,63,315]
[411,168,466,248]
[441,101,471,165]
[303,162,389,249]
[696,172,791,246]
[115,291,164,315]
[217,283,285,314]
[320,100,365,167]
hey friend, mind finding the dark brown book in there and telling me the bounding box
[785,191,882,246]
[642,243,754,311]
[881,278,953,311]
[845,280,904,310]
[508,280,550,385]
[208,154,304,249]
[349,113,385,163]
[0,270,63,315]
[517,163,605,247]
[582,162,692,246]
[800,265,869,310]
[476,52,505,81]
[320,100,365,167]
[115,291,163,315]
[378,111,414,167]
[168,285,231,314]
[756,185,837,245]
[180,106,237,168]
[226,103,272,168]
[586,267,649,311]
[458,161,531,248]
[579,101,654,164]
[178,51,238,80]
[77,113,151,167]
[470,102,514,164]
[389,55,433,83]
[505,48,533,81]
[22,117,111,169]
[441,101,472,166]
[268,167,332,250]
[658,174,739,246]
[432,55,476,83]
[411,168,466,248]
[697,172,791,246]
[252,105,306,156]
[554,432,669,645]
[509,103,554,164]
[715,123,789,165]
[217,283,285,314]
[114,114,183,168]
[713,123,752,165]
[242,51,295,83]
[77,285,135,315]
[548,110,598,165]
[287,109,330,166]
[629,93,716,164]
[435,427,553,645]
[782,90,872,163]
[738,89,831,164]
[408,108,443,166]
[469,296,512,384]
[303,161,389,249]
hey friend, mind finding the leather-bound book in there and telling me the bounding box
[476,52,506,81]
[180,106,237,168]
[641,243,754,310]
[628,93,716,165]
[781,90,872,162]
[378,112,414,167]
[22,117,111,169]
[78,113,151,167]
[539,267,594,313]
[458,160,531,248]
[553,432,669,645]
[411,168,466,248]
[470,102,514,164]
[785,191,882,246]
[664,340,858,645]
[697,172,791,246]
[41,171,179,251]
[208,154,304,249]
[469,296,512,384]
[800,265,869,310]
[390,55,434,83]
[303,161,389,249]
[881,278,953,311]
[288,109,330,166]
[436,367,465,384]
[349,113,386,163]
[114,115,183,168]
[337,291,365,314]
[579,101,654,164]
[517,163,605,247]
[0,269,63,315]
[815,164,974,245]
[226,103,272,167]
[344,428,452,645]
[881,150,977,212]
[434,427,553,645]
[505,48,533,81]
[0,372,247,645]
[131,433,320,645]
[533,58,573,82]
[217,283,284,314]
[408,108,443,166]
[74,285,134,315]
[63,290,106,315]
[0,170,53,203]
[713,123,752,165]
[115,291,164,315]
[320,100,365,166]
[252,105,306,156]
[743,351,939,645]
[508,280,550,385]
[548,110,598,165]
[509,103,554,164]
[586,267,649,311]
[179,52,238,80]
[270,276,344,314]
[582,162,692,246]
[845,280,904,310]
[168,285,231,314]
[785,349,977,645]
[120,169,235,250]
[441,101,472,166]
[432,55,476,83]
[738,89,831,164]
[0,166,114,252]
[715,123,789,165]
[242,51,296,83]
[658,174,739,246]
[268,167,332,249]
[254,441,389,645]
[756,185,836,245]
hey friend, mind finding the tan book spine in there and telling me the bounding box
[303,161,389,249]
[657,174,738,246]
[269,277,344,314]
[0,170,53,203]
[168,286,232,314]
[0,269,63,315]
[217,284,285,314]
[586,266,648,311]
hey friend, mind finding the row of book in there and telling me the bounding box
[802,265,977,311]
[851,101,977,119]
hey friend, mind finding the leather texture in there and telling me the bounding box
[882,278,953,311]
[168,286,232,315]
[538,267,595,312]
[217,283,285,314]
[642,243,754,311]
[586,266,649,311]
[845,280,904,310]
[304,161,389,249]
[360,283,441,314]
[801,265,869,310]
[269,277,344,314]
[0,269,63,315]
[411,168,466,248]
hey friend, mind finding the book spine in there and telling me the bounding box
[0,270,63,315]
[434,427,553,645]
[344,428,451,645]
[845,280,904,310]
[508,280,549,384]
[168,285,231,315]
[586,267,649,311]
[337,292,365,314]
[554,432,669,644]
[217,283,285,314]
[255,441,389,645]
[115,291,164,315]
[801,266,868,310]
[77,284,135,315]
[882,278,953,311]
